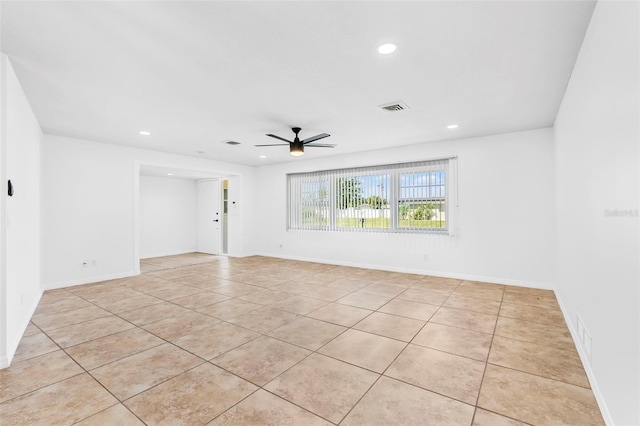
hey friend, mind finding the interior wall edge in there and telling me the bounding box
[554,286,614,426]
[255,252,554,290]
[2,288,42,369]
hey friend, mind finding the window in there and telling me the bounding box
[287,158,456,234]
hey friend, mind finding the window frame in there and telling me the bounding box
[287,157,457,235]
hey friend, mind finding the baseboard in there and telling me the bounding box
[0,355,8,369]
[255,252,553,290]
[140,249,199,259]
[43,270,138,290]
[554,288,614,425]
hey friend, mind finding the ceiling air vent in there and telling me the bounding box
[224,140,241,145]
[378,101,409,112]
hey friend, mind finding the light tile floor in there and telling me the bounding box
[0,254,604,425]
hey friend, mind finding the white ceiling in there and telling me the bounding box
[1,1,595,166]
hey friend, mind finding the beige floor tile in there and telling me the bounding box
[472,408,528,426]
[269,317,346,351]
[4,256,603,425]
[33,296,93,316]
[386,344,485,405]
[398,288,449,306]
[307,303,373,327]
[318,329,406,373]
[504,285,555,297]
[46,315,134,348]
[412,323,492,361]
[322,277,369,292]
[453,283,504,301]
[117,301,192,326]
[0,374,117,425]
[238,288,290,305]
[0,350,83,403]
[66,327,164,370]
[171,291,230,309]
[265,353,379,424]
[269,295,329,315]
[96,294,164,313]
[196,298,262,321]
[443,294,501,315]
[142,311,221,341]
[81,287,145,305]
[343,376,475,426]
[478,364,604,425]
[31,305,112,331]
[359,283,406,297]
[302,285,355,302]
[378,298,439,321]
[413,279,460,295]
[209,389,331,425]
[502,291,560,310]
[213,335,310,386]
[336,291,391,310]
[145,283,204,301]
[354,312,425,342]
[125,363,256,425]
[494,317,575,351]
[91,343,203,400]
[430,307,497,334]
[499,302,565,326]
[385,272,425,286]
[212,282,263,297]
[228,306,299,333]
[181,277,235,290]
[76,404,145,425]
[22,322,41,337]
[11,332,59,363]
[38,288,76,304]
[173,322,260,360]
[488,335,589,387]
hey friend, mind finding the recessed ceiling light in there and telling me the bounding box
[167,173,174,176]
[378,43,396,55]
[447,124,459,130]
[139,130,151,136]
[259,155,267,159]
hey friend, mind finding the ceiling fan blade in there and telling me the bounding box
[266,134,293,144]
[254,143,289,147]
[302,133,330,144]
[305,143,336,148]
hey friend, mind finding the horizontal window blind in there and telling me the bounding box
[287,157,457,234]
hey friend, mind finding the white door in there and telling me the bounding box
[197,180,221,255]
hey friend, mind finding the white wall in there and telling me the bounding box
[256,128,556,287]
[139,176,198,258]
[554,1,639,424]
[41,135,257,289]
[0,55,43,367]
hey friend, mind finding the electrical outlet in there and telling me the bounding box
[82,260,90,268]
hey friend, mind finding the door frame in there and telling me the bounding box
[133,161,232,275]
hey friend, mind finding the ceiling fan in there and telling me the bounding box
[255,127,335,156]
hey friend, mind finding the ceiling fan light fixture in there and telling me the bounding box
[290,143,304,156]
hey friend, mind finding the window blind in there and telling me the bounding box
[287,157,457,234]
